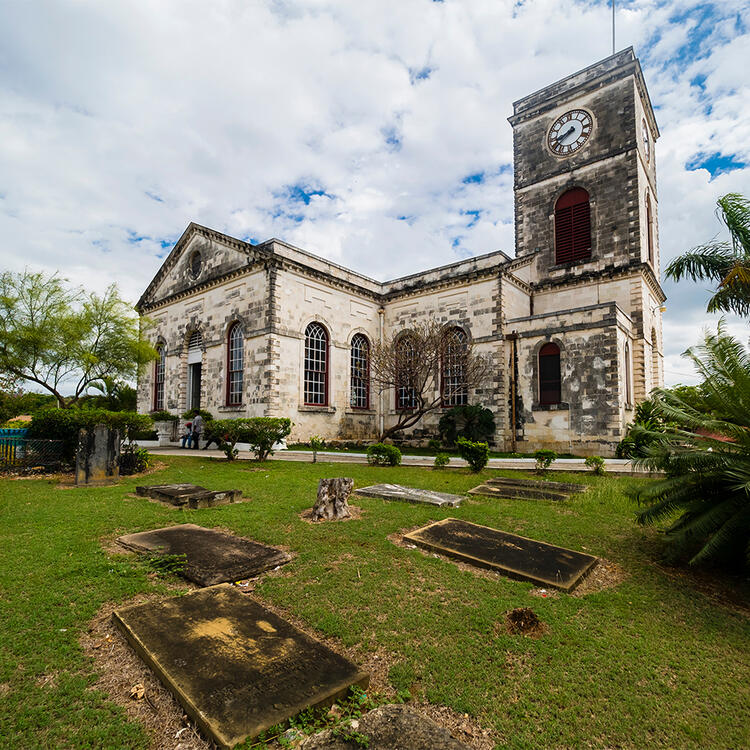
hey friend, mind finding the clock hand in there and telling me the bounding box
[557,125,575,143]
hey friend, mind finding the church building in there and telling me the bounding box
[136,48,665,456]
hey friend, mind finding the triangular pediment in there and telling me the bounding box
[137,223,269,310]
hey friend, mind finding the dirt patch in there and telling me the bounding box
[571,558,628,597]
[35,671,60,689]
[654,562,750,618]
[0,682,11,696]
[298,505,365,523]
[409,702,495,750]
[503,607,547,638]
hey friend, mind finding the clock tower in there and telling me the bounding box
[504,48,665,453]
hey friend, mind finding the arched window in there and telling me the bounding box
[646,192,654,265]
[304,322,328,405]
[350,334,370,410]
[186,331,203,411]
[539,342,561,405]
[625,341,632,405]
[441,327,468,407]
[395,335,418,410]
[153,344,166,411]
[226,324,244,406]
[555,187,591,264]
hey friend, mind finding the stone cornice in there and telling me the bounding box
[533,261,666,302]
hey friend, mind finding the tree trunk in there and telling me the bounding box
[312,477,354,521]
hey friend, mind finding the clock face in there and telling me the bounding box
[548,109,593,156]
[642,119,650,162]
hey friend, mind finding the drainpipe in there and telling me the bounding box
[505,331,518,453]
[378,307,385,440]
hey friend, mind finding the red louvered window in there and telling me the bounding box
[539,342,561,405]
[555,188,591,264]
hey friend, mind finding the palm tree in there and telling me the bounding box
[631,323,750,569]
[665,193,750,316]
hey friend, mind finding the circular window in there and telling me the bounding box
[189,251,202,279]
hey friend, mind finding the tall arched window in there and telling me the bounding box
[646,192,654,265]
[555,187,591,264]
[350,334,370,410]
[153,344,165,411]
[539,342,561,405]
[625,342,632,406]
[226,324,244,406]
[441,327,468,407]
[304,322,328,405]
[395,335,418,410]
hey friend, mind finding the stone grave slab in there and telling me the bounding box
[112,584,369,749]
[116,524,290,586]
[469,476,586,502]
[355,483,463,508]
[135,483,242,509]
[403,518,597,591]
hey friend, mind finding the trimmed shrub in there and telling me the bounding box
[439,404,495,446]
[366,443,402,466]
[584,455,606,475]
[534,449,557,474]
[149,410,178,422]
[456,437,489,472]
[119,444,153,475]
[209,417,292,461]
[27,408,153,463]
[310,435,324,463]
[433,453,450,469]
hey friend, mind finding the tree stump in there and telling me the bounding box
[312,477,354,521]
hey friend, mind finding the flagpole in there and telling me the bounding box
[612,0,616,54]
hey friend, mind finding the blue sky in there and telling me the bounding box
[0,0,748,386]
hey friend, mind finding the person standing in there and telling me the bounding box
[180,422,192,448]
[191,413,204,449]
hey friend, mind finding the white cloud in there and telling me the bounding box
[0,0,748,384]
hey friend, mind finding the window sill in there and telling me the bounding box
[298,405,336,413]
[345,408,376,416]
[549,257,592,270]
[217,405,244,412]
[532,402,569,411]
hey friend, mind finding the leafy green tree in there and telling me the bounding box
[631,324,750,569]
[0,270,156,407]
[665,193,750,315]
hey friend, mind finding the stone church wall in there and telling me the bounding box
[508,302,625,455]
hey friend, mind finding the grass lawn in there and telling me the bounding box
[1,457,748,749]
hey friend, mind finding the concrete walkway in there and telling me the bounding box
[149,445,652,475]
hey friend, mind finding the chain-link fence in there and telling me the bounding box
[0,437,66,471]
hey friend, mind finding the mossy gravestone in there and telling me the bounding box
[75,424,120,486]
[113,584,369,748]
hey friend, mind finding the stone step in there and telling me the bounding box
[484,476,586,493]
[468,485,571,502]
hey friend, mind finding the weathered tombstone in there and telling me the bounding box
[112,584,369,748]
[356,483,463,508]
[75,424,120,486]
[312,477,354,521]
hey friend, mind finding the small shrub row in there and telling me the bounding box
[27,408,153,463]
[208,417,293,461]
[366,443,402,466]
[456,437,489,472]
